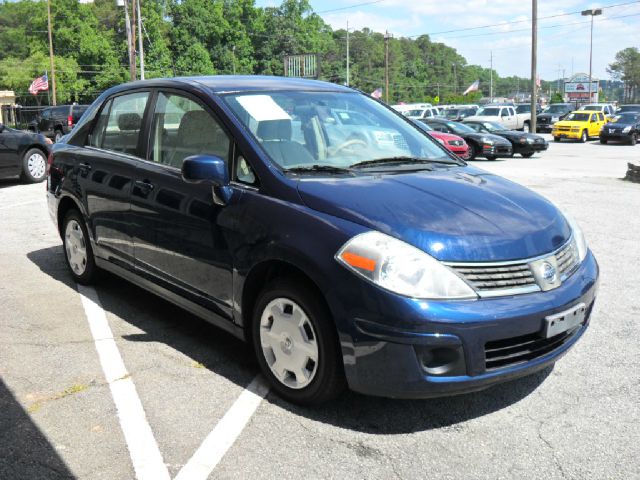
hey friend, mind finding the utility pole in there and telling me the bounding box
[582,9,602,103]
[131,0,138,80]
[530,0,537,133]
[46,0,57,105]
[489,51,493,101]
[384,31,390,103]
[137,0,145,80]
[453,63,457,95]
[346,20,350,86]
[232,46,236,74]
[122,0,135,81]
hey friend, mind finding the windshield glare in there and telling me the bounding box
[446,121,474,134]
[565,113,590,122]
[583,106,600,111]
[476,107,501,116]
[516,105,530,113]
[483,122,506,131]
[547,105,569,113]
[614,113,639,123]
[223,91,457,170]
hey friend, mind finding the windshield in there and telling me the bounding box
[445,109,460,118]
[222,91,459,170]
[445,121,475,134]
[476,107,501,116]
[516,105,531,113]
[613,113,639,123]
[547,105,569,113]
[582,106,601,111]
[482,122,507,132]
[618,106,640,113]
[565,113,590,122]
[406,109,425,117]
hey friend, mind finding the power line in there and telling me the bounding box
[315,0,387,14]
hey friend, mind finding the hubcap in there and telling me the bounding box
[64,220,87,276]
[259,298,319,389]
[27,153,46,179]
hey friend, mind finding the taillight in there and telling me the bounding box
[67,115,73,127]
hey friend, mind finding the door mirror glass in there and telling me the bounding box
[182,154,229,185]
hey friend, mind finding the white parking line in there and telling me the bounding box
[174,375,270,480]
[78,285,171,480]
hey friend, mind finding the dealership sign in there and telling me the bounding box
[564,81,599,93]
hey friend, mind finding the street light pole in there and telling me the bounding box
[384,31,390,103]
[582,8,602,103]
[346,20,350,87]
[46,0,57,105]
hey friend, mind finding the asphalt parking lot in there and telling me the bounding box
[1,134,639,480]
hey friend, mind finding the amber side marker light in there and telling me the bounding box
[340,252,376,272]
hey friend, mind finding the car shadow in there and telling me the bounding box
[27,245,551,435]
[0,178,23,189]
[0,378,75,479]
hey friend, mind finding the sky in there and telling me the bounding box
[256,0,640,81]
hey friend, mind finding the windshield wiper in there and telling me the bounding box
[349,156,455,169]
[286,164,353,174]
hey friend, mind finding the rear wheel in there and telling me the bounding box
[62,210,98,284]
[20,148,47,183]
[580,130,588,143]
[252,278,345,405]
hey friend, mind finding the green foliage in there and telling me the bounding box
[0,0,560,106]
[608,47,640,102]
[550,92,564,104]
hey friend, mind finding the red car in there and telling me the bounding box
[414,120,471,159]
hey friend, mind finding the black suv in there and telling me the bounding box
[29,104,89,142]
[536,103,574,133]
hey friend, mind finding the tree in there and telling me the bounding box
[608,47,640,102]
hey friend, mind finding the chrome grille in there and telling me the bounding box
[451,263,535,291]
[447,239,580,298]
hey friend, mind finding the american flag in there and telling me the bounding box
[370,88,383,99]
[28,73,49,95]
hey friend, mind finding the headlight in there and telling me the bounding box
[481,137,495,145]
[336,231,477,299]
[436,137,445,145]
[562,211,588,263]
[526,137,535,144]
[623,126,631,133]
[519,138,527,144]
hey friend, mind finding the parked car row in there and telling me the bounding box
[552,105,640,145]
[0,123,51,182]
[28,104,89,142]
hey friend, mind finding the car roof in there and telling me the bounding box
[102,75,352,95]
[570,110,597,114]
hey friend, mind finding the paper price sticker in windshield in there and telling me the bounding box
[236,95,291,122]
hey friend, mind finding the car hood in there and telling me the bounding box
[296,166,570,262]
[460,131,511,145]
[428,131,465,143]
[554,120,588,128]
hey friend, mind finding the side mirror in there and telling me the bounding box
[181,154,231,206]
[182,154,228,185]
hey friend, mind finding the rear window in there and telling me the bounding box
[71,106,88,122]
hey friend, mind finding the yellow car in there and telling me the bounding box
[552,110,608,143]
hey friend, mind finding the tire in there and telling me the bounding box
[580,130,588,143]
[61,210,98,285]
[485,155,497,161]
[600,138,607,144]
[20,148,47,183]
[521,152,534,158]
[522,122,530,133]
[54,129,63,143]
[252,277,345,405]
[553,137,561,142]
[631,134,637,146]
[468,143,480,161]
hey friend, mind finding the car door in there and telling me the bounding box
[130,89,235,319]
[79,90,151,270]
[589,113,599,136]
[37,109,51,135]
[0,125,22,177]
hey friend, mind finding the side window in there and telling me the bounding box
[235,153,258,186]
[598,113,604,122]
[97,92,149,156]
[150,92,230,168]
[590,114,596,123]
[89,99,112,148]
[41,109,51,120]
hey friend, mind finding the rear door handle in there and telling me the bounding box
[134,180,154,194]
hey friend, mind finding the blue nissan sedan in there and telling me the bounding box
[47,76,598,405]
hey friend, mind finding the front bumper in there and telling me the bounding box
[482,143,512,157]
[514,142,548,154]
[552,130,582,139]
[600,130,632,141]
[339,251,598,399]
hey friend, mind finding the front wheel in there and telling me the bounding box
[20,148,47,183]
[600,138,607,144]
[521,152,534,158]
[62,210,98,284]
[553,136,561,142]
[252,278,345,405]
[485,155,497,161]
[54,130,63,143]
[580,130,588,143]
[468,143,480,161]
[630,134,637,146]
